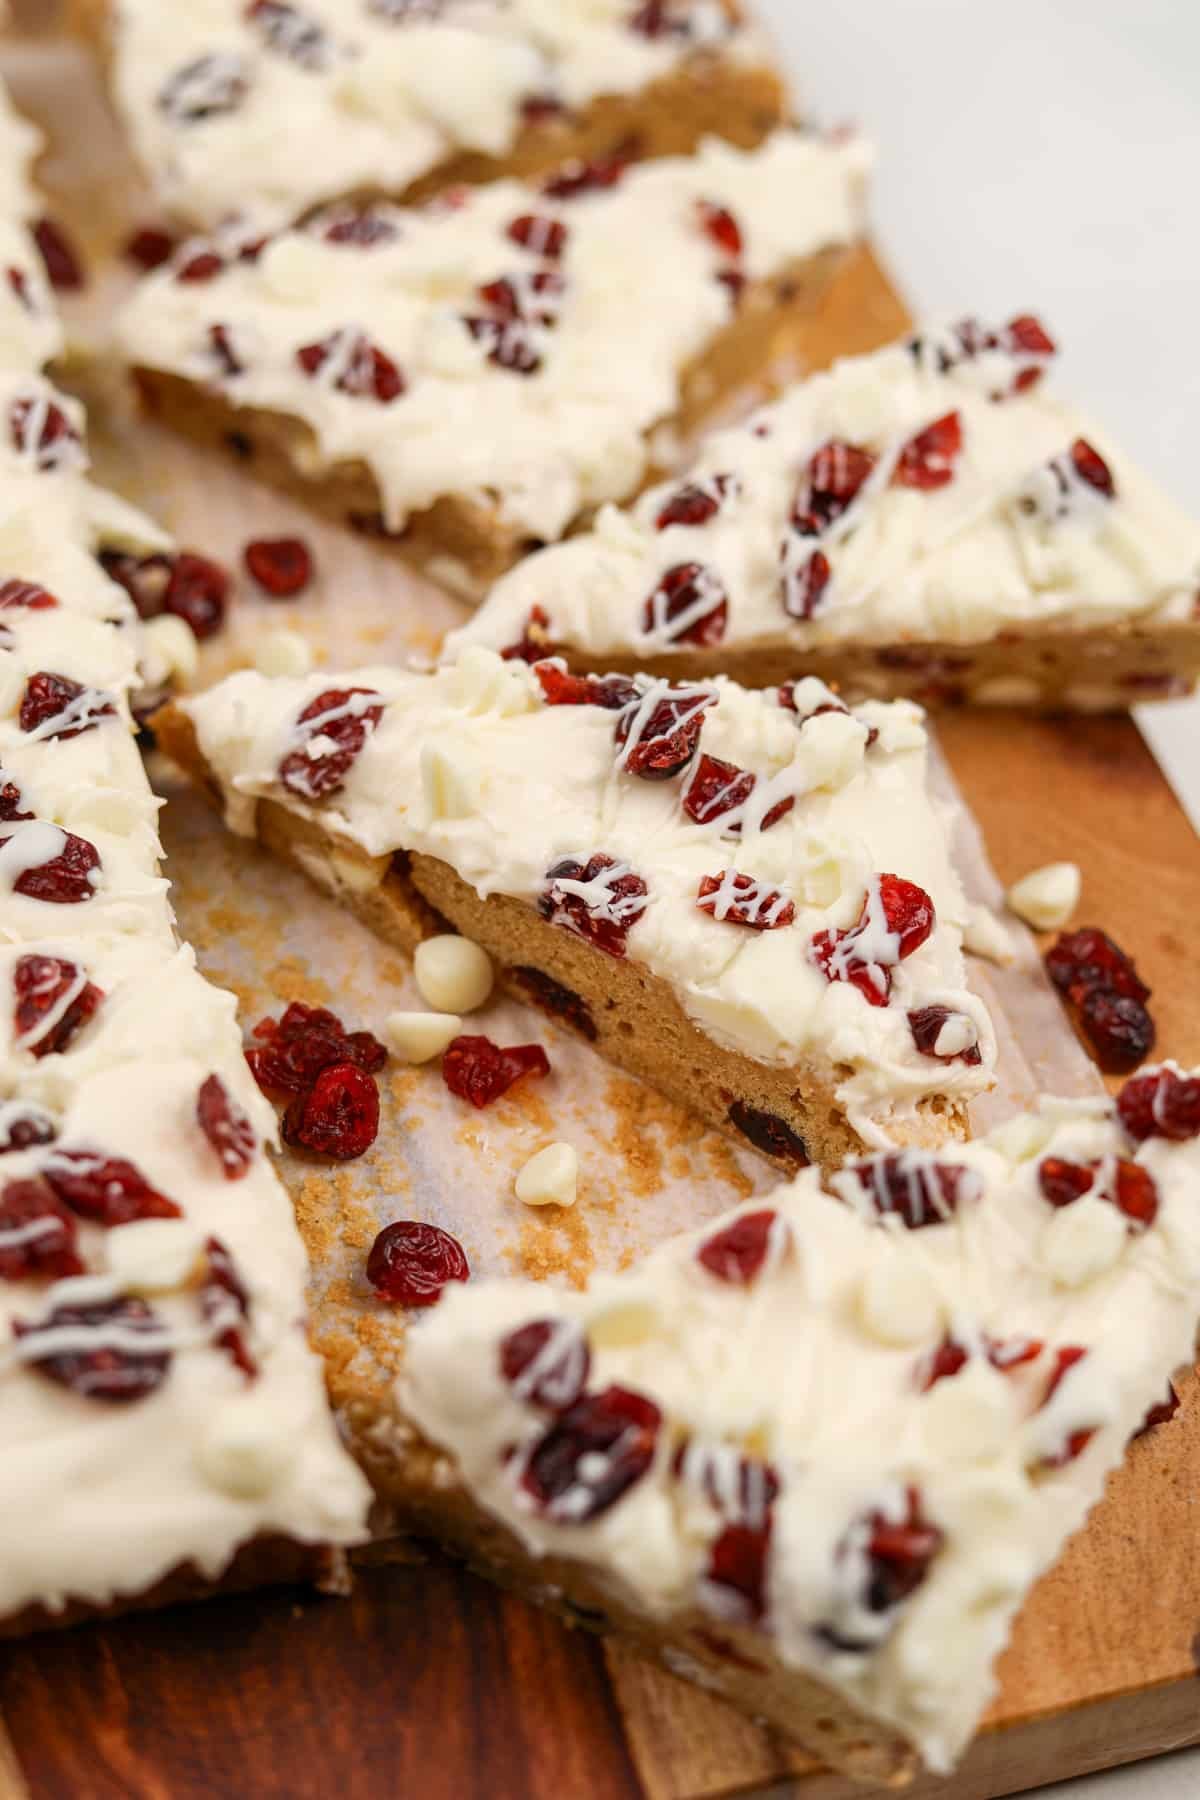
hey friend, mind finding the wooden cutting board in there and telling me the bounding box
[3,28,1200,1800]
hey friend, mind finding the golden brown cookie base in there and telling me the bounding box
[537,619,1200,712]
[153,704,968,1174]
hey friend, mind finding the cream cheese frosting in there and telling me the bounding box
[445,322,1200,663]
[103,0,776,229]
[401,1084,1200,1772]
[177,648,997,1142]
[114,131,869,543]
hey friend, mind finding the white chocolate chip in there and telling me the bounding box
[105,1218,206,1293]
[1006,863,1081,932]
[196,1388,298,1499]
[921,1360,1015,1463]
[963,903,1016,966]
[386,1010,463,1064]
[858,1249,943,1345]
[414,934,494,1014]
[931,1013,979,1059]
[421,742,477,821]
[515,1143,579,1209]
[254,628,314,678]
[1041,1193,1127,1288]
[142,613,199,686]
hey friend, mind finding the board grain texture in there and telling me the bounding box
[2,25,1200,1800]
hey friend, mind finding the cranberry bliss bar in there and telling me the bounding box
[391,1075,1200,1782]
[445,317,1200,708]
[154,649,996,1170]
[115,129,869,597]
[73,0,788,232]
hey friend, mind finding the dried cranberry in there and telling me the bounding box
[441,1035,550,1109]
[165,552,230,639]
[207,322,244,378]
[247,1001,387,1094]
[2,825,101,904]
[44,1151,180,1225]
[125,225,176,270]
[98,550,173,618]
[19,672,115,741]
[15,1296,170,1402]
[697,872,795,930]
[656,473,734,530]
[1136,1384,1180,1437]
[628,0,700,38]
[1036,1345,1096,1468]
[278,687,385,801]
[10,393,82,471]
[244,535,313,597]
[318,205,401,248]
[197,1074,256,1179]
[369,0,448,17]
[1070,438,1115,498]
[478,271,565,325]
[894,412,963,490]
[696,200,743,258]
[296,330,405,401]
[726,1102,809,1166]
[1118,1066,1200,1143]
[500,1319,591,1411]
[697,1209,783,1284]
[246,0,330,68]
[6,266,34,311]
[1038,1155,1158,1229]
[0,1178,83,1280]
[793,440,877,537]
[1079,989,1156,1074]
[0,577,57,613]
[176,249,226,283]
[0,1102,57,1154]
[614,683,715,780]
[367,1220,469,1306]
[521,1385,660,1522]
[539,853,648,958]
[32,217,84,291]
[501,606,553,663]
[520,91,566,124]
[1046,928,1150,1005]
[1037,1157,1094,1209]
[812,874,936,1007]
[542,157,627,200]
[282,1061,380,1159]
[642,561,728,646]
[907,1005,982,1065]
[909,314,1057,397]
[919,1332,1043,1391]
[0,778,31,822]
[512,966,597,1041]
[534,662,636,710]
[464,313,542,375]
[861,1489,944,1612]
[781,545,831,621]
[705,1521,773,1622]
[683,753,792,834]
[201,1235,257,1376]
[159,53,250,123]
[848,1154,979,1229]
[13,954,102,1057]
[507,214,569,260]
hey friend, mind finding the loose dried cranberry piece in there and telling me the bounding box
[501,606,553,663]
[656,473,734,531]
[1079,989,1156,1074]
[1118,1066,1200,1143]
[282,1061,380,1159]
[812,874,936,1007]
[1038,1155,1158,1229]
[278,687,385,801]
[500,1319,591,1411]
[543,154,629,199]
[366,1220,469,1306]
[539,853,649,958]
[0,577,57,613]
[15,1296,170,1402]
[512,966,597,1041]
[1136,1384,1180,1437]
[10,393,83,471]
[0,1178,83,1280]
[696,199,743,258]
[44,1151,180,1225]
[919,1332,1043,1391]
[176,249,226,283]
[894,411,963,490]
[202,1235,257,1376]
[614,683,715,780]
[295,330,405,401]
[534,662,637,710]
[13,954,102,1058]
[159,54,250,123]
[442,1035,550,1109]
[848,1154,979,1229]
[683,753,793,834]
[642,561,728,646]
[1036,1345,1096,1468]
[1046,927,1150,1005]
[907,1005,982,1066]
[244,535,313,596]
[125,225,176,271]
[2,825,101,904]
[697,872,795,931]
[507,214,569,260]
[726,1102,809,1165]
[247,1002,387,1094]
[0,1103,57,1154]
[246,0,330,68]
[19,672,116,741]
[32,217,85,291]
[521,1385,661,1522]
[197,1074,257,1179]
[164,551,230,639]
[794,439,877,538]
[697,1208,783,1284]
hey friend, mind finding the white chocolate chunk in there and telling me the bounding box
[515,1142,579,1209]
[386,1010,463,1065]
[1006,862,1081,932]
[141,613,199,687]
[1041,1194,1127,1287]
[858,1246,942,1345]
[414,935,494,1015]
[105,1218,206,1294]
[196,1388,299,1500]
[254,628,314,678]
[963,903,1017,966]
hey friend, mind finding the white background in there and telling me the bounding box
[757,4,1200,1797]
